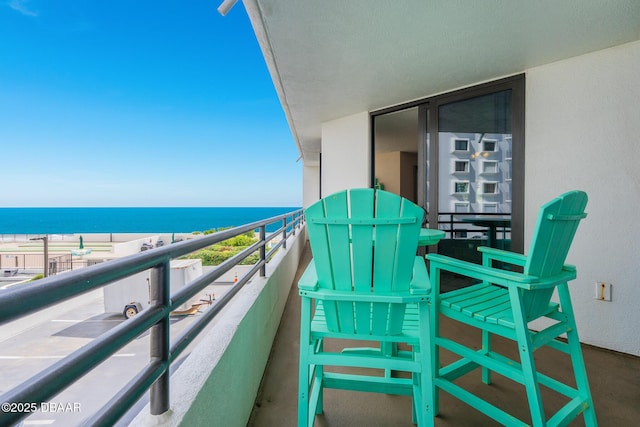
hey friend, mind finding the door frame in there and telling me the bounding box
[372,74,525,254]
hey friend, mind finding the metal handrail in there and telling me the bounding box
[435,211,511,239]
[0,209,304,427]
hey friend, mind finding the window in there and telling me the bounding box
[481,161,498,174]
[454,181,469,194]
[453,138,469,151]
[454,160,469,173]
[455,203,469,213]
[482,182,498,194]
[483,203,498,213]
[482,139,497,152]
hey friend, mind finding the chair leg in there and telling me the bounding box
[412,370,419,425]
[558,284,597,426]
[510,288,546,427]
[315,339,324,415]
[299,298,312,427]
[419,302,434,427]
[481,329,492,384]
[429,271,441,417]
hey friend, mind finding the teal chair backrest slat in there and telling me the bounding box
[522,190,588,319]
[305,189,424,336]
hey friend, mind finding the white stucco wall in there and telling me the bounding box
[526,40,640,356]
[321,111,371,196]
[302,164,320,208]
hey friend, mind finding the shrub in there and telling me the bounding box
[225,234,254,247]
[185,232,259,266]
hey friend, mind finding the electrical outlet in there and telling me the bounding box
[595,282,612,301]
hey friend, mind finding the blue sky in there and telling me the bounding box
[0,0,301,207]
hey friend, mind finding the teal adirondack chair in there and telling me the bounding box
[298,189,433,426]
[427,191,596,426]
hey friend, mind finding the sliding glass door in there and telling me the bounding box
[373,75,524,287]
[432,88,517,267]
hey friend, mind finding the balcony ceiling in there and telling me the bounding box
[243,0,640,164]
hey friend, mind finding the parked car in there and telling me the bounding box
[140,242,154,251]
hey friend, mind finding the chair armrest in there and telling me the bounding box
[298,260,319,291]
[410,256,430,295]
[426,254,578,290]
[302,288,427,304]
[477,246,527,267]
[298,259,428,302]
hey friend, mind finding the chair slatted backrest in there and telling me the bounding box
[305,189,423,335]
[522,190,588,319]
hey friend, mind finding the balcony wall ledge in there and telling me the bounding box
[129,226,307,427]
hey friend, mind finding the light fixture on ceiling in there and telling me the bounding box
[217,0,238,16]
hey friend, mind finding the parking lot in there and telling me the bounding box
[0,283,232,426]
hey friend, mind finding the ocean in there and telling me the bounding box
[0,207,301,234]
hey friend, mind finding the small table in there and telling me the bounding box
[461,215,511,248]
[418,228,445,246]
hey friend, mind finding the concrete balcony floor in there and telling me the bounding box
[248,243,640,426]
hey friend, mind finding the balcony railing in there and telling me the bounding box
[0,209,304,427]
[435,212,511,241]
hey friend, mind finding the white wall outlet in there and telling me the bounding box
[595,282,612,301]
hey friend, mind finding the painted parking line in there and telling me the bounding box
[51,319,122,322]
[23,420,55,425]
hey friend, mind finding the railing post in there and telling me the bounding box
[259,225,266,277]
[282,218,287,249]
[449,214,454,239]
[149,261,171,415]
[292,214,296,237]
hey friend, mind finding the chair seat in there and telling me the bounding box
[441,282,559,329]
[311,301,422,343]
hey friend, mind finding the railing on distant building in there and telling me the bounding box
[0,209,304,427]
[435,212,511,241]
[0,253,75,275]
[431,212,512,265]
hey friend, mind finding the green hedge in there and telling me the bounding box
[185,230,259,266]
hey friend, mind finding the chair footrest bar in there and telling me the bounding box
[547,396,591,427]
[438,337,582,399]
[341,347,415,361]
[436,337,525,383]
[439,356,480,381]
[531,321,571,352]
[310,352,420,372]
[323,372,414,395]
[435,378,527,426]
[543,337,569,353]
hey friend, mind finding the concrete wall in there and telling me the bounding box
[321,111,371,197]
[526,40,640,356]
[302,164,320,208]
[374,151,418,203]
[130,226,307,426]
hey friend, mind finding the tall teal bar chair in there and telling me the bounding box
[427,190,596,426]
[298,189,433,426]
